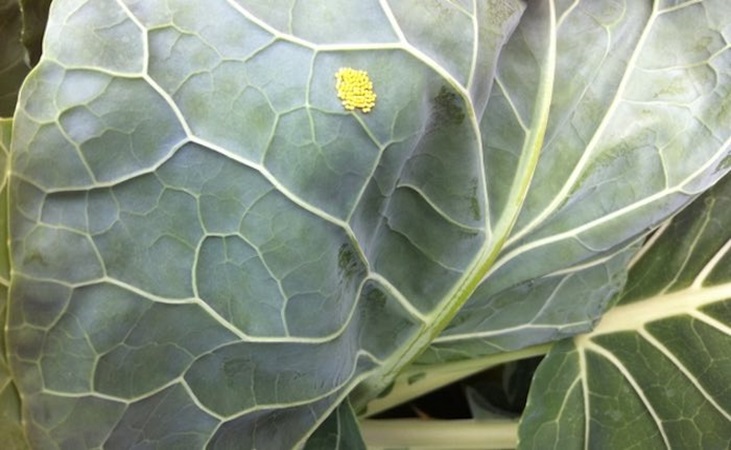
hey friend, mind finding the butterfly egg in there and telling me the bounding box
[334,67,376,113]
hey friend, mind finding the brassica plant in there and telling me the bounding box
[1,0,730,448]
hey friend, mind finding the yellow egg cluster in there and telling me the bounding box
[335,67,376,113]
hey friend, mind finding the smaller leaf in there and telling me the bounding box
[463,357,543,420]
[305,400,366,450]
[519,173,731,449]
[0,0,31,117]
[19,0,52,65]
[421,242,638,363]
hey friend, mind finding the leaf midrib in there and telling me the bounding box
[581,282,731,338]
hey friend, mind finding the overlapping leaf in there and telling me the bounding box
[422,0,731,364]
[0,119,28,449]
[519,172,731,449]
[304,400,365,450]
[0,0,31,117]
[6,0,522,447]
[19,0,52,66]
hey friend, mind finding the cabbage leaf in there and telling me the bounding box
[5,0,730,448]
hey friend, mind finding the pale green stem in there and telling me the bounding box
[360,418,519,449]
[363,343,552,417]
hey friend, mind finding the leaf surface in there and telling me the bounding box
[6,0,731,447]
[422,0,731,364]
[519,172,731,449]
[7,0,522,447]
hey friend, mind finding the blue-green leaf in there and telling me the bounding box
[519,172,731,449]
[7,0,523,447]
[6,0,730,448]
[423,0,731,364]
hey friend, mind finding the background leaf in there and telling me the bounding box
[422,0,731,364]
[19,0,52,66]
[0,0,31,117]
[519,171,731,449]
[304,400,366,450]
[0,119,28,448]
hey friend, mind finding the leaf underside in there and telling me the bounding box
[5,0,731,448]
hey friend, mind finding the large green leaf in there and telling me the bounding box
[7,0,525,447]
[421,0,731,364]
[518,171,731,449]
[5,0,731,448]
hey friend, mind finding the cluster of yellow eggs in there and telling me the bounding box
[335,67,376,113]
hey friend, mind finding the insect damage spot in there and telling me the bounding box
[337,242,365,279]
[469,179,481,221]
[428,85,466,131]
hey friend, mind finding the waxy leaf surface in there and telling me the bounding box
[519,172,731,449]
[7,0,521,447]
[422,0,731,364]
[5,0,731,447]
